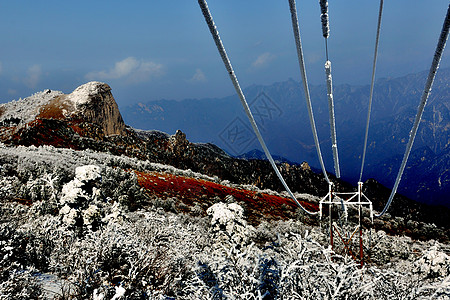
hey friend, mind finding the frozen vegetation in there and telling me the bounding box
[0,90,64,125]
[0,143,449,299]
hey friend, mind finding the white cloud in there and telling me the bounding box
[190,68,206,83]
[24,65,42,88]
[251,52,275,68]
[85,57,163,83]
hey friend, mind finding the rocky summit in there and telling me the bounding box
[0,81,126,142]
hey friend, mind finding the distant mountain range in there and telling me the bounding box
[121,68,450,207]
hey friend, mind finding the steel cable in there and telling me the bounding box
[318,0,341,178]
[359,0,384,183]
[376,4,450,217]
[325,60,340,178]
[198,0,320,215]
[288,0,331,184]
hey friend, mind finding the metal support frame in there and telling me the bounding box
[319,182,373,267]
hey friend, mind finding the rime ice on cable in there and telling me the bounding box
[288,0,331,185]
[376,3,450,217]
[320,0,330,38]
[199,0,320,215]
[325,60,340,178]
[318,0,341,178]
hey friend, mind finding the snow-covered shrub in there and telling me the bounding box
[413,244,450,278]
[151,196,178,213]
[102,201,127,225]
[1,144,450,298]
[207,201,253,249]
[101,166,147,211]
[0,269,43,300]
[368,230,411,264]
[0,177,14,200]
[0,223,52,273]
[190,202,204,217]
[258,257,280,299]
[59,165,103,230]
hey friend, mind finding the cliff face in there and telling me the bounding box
[65,82,126,136]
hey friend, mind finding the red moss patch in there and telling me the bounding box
[135,170,319,225]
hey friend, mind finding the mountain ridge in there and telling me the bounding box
[121,68,450,207]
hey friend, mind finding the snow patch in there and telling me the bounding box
[66,81,109,106]
[0,89,63,124]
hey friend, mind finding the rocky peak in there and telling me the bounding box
[65,82,126,136]
[169,130,190,156]
[0,81,126,137]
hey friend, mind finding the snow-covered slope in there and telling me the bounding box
[0,142,449,298]
[1,82,450,298]
[0,89,64,125]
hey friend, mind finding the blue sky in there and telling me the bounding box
[0,1,448,108]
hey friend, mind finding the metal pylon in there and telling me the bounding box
[319,182,373,267]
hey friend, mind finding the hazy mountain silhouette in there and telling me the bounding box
[122,68,450,206]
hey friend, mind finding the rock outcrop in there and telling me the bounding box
[0,81,126,138]
[64,82,126,136]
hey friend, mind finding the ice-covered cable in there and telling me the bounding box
[318,0,340,178]
[359,0,384,183]
[198,0,319,215]
[376,3,450,217]
[325,61,340,178]
[288,0,331,184]
[319,0,329,38]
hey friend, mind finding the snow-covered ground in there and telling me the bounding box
[0,143,449,299]
[0,90,63,125]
